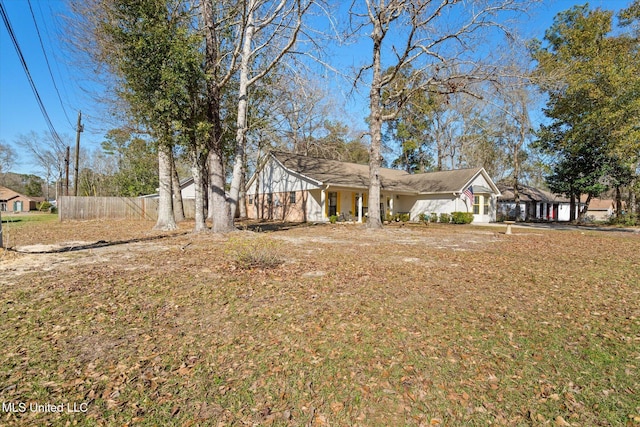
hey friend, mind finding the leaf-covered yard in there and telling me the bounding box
[1,219,639,426]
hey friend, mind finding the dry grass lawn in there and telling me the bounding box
[1,217,639,426]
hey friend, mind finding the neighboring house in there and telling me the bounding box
[245,151,501,223]
[497,183,582,222]
[141,178,196,200]
[0,186,44,212]
[580,196,620,221]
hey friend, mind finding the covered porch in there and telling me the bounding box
[313,187,408,223]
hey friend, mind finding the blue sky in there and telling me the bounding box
[0,0,632,176]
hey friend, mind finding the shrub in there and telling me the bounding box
[430,213,438,223]
[608,213,638,227]
[38,201,52,211]
[451,211,474,224]
[225,235,284,270]
[418,213,429,224]
[390,213,410,222]
[329,215,338,224]
[439,213,451,224]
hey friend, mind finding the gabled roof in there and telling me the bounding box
[270,151,412,192]
[397,168,488,194]
[0,186,43,202]
[268,151,498,195]
[580,197,619,211]
[497,183,569,203]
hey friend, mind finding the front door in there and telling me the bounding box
[328,192,338,217]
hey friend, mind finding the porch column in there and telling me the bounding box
[536,203,540,220]
[357,192,363,223]
[321,188,327,221]
[389,196,394,216]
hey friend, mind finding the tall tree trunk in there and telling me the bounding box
[513,166,520,222]
[229,6,254,220]
[630,176,637,217]
[513,115,524,221]
[171,152,185,222]
[238,153,247,218]
[367,29,383,230]
[569,192,576,222]
[191,149,208,232]
[615,185,622,218]
[154,144,177,231]
[579,193,592,221]
[202,0,235,233]
[569,190,580,222]
[209,148,235,232]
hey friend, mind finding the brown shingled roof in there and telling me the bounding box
[271,151,484,194]
[397,168,483,194]
[496,183,569,203]
[0,186,45,202]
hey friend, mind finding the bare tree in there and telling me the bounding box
[0,141,16,178]
[201,0,240,233]
[489,82,533,221]
[0,140,16,248]
[16,131,71,199]
[350,0,535,229]
[171,150,185,222]
[227,0,314,219]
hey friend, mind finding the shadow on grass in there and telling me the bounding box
[238,221,312,233]
[1,218,24,224]
[8,232,189,254]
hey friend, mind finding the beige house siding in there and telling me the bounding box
[246,152,502,223]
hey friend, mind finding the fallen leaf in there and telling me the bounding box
[330,401,344,413]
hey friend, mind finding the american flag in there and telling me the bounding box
[463,186,474,206]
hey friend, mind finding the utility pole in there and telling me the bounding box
[65,146,70,196]
[73,111,83,196]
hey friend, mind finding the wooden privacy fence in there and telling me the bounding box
[58,196,195,220]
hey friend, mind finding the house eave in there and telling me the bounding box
[418,191,457,196]
[270,153,324,187]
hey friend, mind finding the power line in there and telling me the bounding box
[0,0,65,146]
[27,0,73,127]
[37,0,75,123]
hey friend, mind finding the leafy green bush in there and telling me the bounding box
[439,213,451,224]
[38,201,52,211]
[608,213,638,226]
[418,213,429,224]
[329,215,338,224]
[451,211,474,224]
[430,213,438,223]
[389,213,410,222]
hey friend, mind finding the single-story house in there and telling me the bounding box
[245,151,501,223]
[0,186,44,212]
[580,196,621,221]
[140,178,198,200]
[497,183,580,222]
